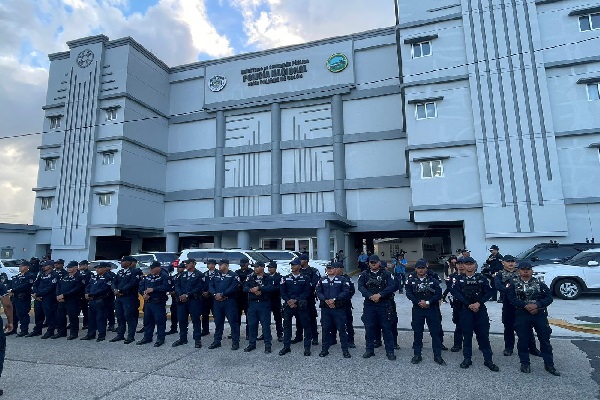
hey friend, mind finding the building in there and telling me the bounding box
[30,0,599,265]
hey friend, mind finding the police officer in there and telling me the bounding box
[136,261,172,347]
[78,260,92,330]
[296,254,320,346]
[405,259,445,365]
[172,259,205,349]
[243,261,275,353]
[279,259,313,356]
[358,254,397,361]
[507,261,560,376]
[485,245,503,301]
[316,262,352,358]
[451,257,499,371]
[266,261,283,342]
[54,259,67,278]
[168,263,185,336]
[201,259,218,336]
[9,261,35,336]
[54,261,85,339]
[111,256,143,344]
[330,262,356,348]
[443,257,465,352]
[32,260,59,339]
[208,259,241,350]
[236,257,253,340]
[81,262,114,342]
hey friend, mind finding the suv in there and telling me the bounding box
[175,249,271,273]
[0,259,22,280]
[131,252,179,271]
[257,250,328,276]
[533,249,600,300]
[516,242,600,266]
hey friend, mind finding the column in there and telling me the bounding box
[271,103,282,214]
[166,233,178,252]
[316,225,330,261]
[214,111,226,218]
[237,231,250,250]
[331,94,346,217]
[130,237,143,254]
[213,234,222,249]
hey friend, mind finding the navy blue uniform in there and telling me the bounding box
[236,267,253,338]
[201,269,218,335]
[444,272,464,349]
[209,271,241,346]
[358,269,397,354]
[139,271,172,342]
[280,273,313,350]
[268,271,283,340]
[10,272,35,335]
[244,273,276,348]
[113,267,143,340]
[85,272,114,339]
[406,275,443,357]
[79,268,92,327]
[174,269,206,343]
[296,266,320,342]
[451,273,494,362]
[32,270,60,336]
[55,271,85,337]
[316,275,351,352]
[330,274,355,346]
[507,276,555,367]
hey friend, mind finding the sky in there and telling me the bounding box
[0,0,395,225]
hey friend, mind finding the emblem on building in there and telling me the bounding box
[326,53,348,73]
[208,75,227,92]
[76,49,94,68]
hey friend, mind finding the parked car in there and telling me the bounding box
[0,259,22,280]
[516,242,600,267]
[89,260,123,274]
[533,249,600,300]
[130,252,179,272]
[257,249,328,276]
[175,249,271,273]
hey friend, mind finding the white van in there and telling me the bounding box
[175,249,271,273]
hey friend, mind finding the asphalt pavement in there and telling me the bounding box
[1,279,599,400]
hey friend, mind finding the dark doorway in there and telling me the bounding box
[95,236,132,260]
[142,237,166,252]
[178,236,215,251]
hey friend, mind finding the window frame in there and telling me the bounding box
[415,101,437,120]
[411,41,432,59]
[98,193,112,207]
[40,197,53,210]
[587,82,600,101]
[579,13,600,32]
[420,160,444,179]
[101,152,115,165]
[49,116,61,130]
[44,158,57,171]
[105,108,118,121]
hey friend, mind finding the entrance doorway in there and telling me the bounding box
[261,237,336,260]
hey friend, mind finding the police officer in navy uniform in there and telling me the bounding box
[243,261,276,353]
[236,258,253,340]
[172,259,205,349]
[443,257,465,352]
[279,258,313,356]
[81,262,114,342]
[32,260,60,339]
[208,259,241,350]
[331,262,356,348]
[54,259,67,278]
[111,256,143,344]
[266,261,283,342]
[168,263,185,336]
[136,261,172,347]
[296,254,320,346]
[8,261,35,337]
[316,262,352,358]
[507,261,560,376]
[451,256,499,371]
[78,260,92,330]
[358,254,397,361]
[201,259,218,336]
[405,259,445,365]
[54,261,85,339]
[485,245,503,301]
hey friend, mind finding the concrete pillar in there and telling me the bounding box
[213,234,222,249]
[331,94,346,217]
[166,233,179,252]
[130,237,143,254]
[271,103,282,214]
[316,225,331,260]
[214,111,226,218]
[237,231,251,249]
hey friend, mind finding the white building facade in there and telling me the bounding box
[31,0,600,264]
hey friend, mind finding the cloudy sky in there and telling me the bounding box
[0,0,395,224]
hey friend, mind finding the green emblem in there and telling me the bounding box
[326,53,348,73]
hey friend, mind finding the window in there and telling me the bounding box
[99,193,111,206]
[40,197,53,210]
[44,158,57,171]
[421,160,444,179]
[49,116,61,129]
[105,108,118,121]
[587,83,600,101]
[411,41,432,58]
[415,102,437,119]
[101,152,115,165]
[579,13,600,31]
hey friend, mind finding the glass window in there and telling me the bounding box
[415,102,437,119]
[188,251,209,261]
[102,152,115,165]
[44,158,57,171]
[531,247,579,261]
[587,83,600,101]
[99,193,111,206]
[411,41,432,58]
[40,197,53,210]
[245,251,271,263]
[421,160,444,179]
[580,13,600,31]
[105,108,118,121]
[593,13,600,29]
[154,253,178,263]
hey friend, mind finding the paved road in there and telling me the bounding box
[0,282,598,399]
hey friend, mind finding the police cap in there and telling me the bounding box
[518,261,533,270]
[502,254,516,262]
[79,260,89,265]
[184,258,196,265]
[66,261,79,268]
[299,254,309,261]
[55,259,65,264]
[368,255,380,262]
[290,259,301,266]
[461,257,476,264]
[20,261,31,267]
[121,256,136,262]
[219,259,229,265]
[267,261,278,269]
[240,257,250,264]
[95,262,111,269]
[254,261,265,268]
[42,260,55,267]
[332,262,343,269]
[206,259,217,265]
[150,261,162,269]
[414,259,428,268]
[489,245,499,251]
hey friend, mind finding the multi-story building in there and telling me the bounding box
[31,0,599,264]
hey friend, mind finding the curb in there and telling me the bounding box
[548,318,600,335]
